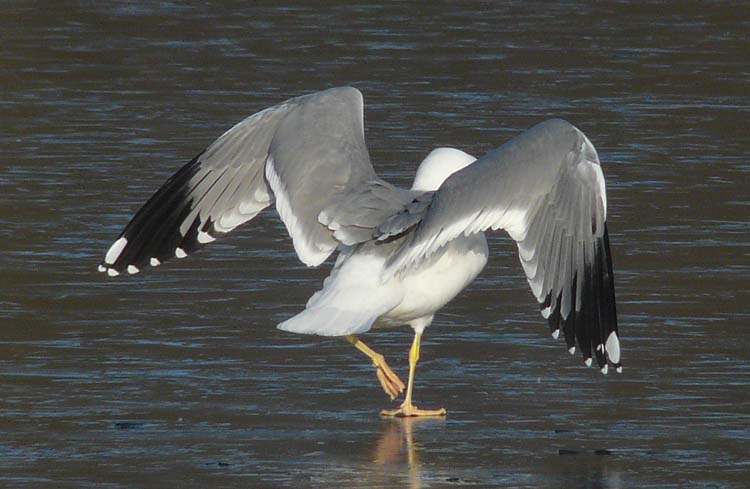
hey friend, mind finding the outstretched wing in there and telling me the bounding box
[379,119,620,372]
[99,86,400,276]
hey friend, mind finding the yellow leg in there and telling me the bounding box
[381,333,447,417]
[346,335,405,400]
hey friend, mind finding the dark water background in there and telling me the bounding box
[2,2,749,488]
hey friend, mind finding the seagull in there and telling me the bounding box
[99,87,620,417]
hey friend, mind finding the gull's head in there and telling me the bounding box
[411,147,477,192]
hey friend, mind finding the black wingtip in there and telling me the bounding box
[99,151,209,277]
[543,223,620,372]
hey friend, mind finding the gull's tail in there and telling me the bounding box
[277,249,401,337]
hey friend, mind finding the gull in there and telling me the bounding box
[99,87,621,417]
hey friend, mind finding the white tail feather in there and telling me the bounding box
[277,249,401,337]
[277,306,381,336]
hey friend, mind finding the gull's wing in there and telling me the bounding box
[99,86,402,276]
[379,119,620,372]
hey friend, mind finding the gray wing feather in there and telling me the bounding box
[100,87,384,275]
[381,119,585,270]
[264,87,378,264]
[375,191,434,241]
[320,181,419,245]
[380,119,620,371]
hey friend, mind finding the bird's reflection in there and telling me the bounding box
[373,416,441,489]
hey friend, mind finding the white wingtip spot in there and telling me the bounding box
[107,268,119,277]
[104,237,128,265]
[197,230,216,244]
[605,331,621,364]
[601,364,609,375]
[584,357,592,367]
[150,257,161,267]
[616,366,623,374]
[568,346,575,355]
[175,248,187,258]
[97,265,106,273]
[552,329,560,340]
[127,265,139,274]
[597,343,604,352]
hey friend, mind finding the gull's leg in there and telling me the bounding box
[381,333,447,417]
[346,335,405,400]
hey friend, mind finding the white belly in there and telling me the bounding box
[281,233,489,337]
[378,233,489,332]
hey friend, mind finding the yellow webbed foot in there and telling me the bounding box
[381,401,446,417]
[374,355,406,400]
[345,335,405,400]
